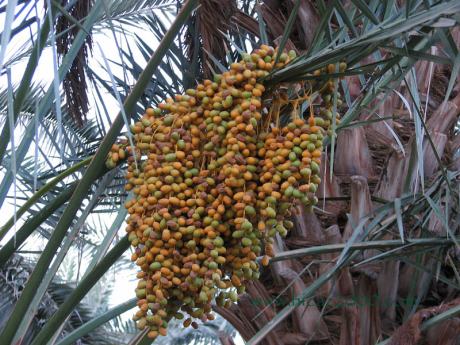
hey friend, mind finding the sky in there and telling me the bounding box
[0,2,160,317]
[0,1,139,330]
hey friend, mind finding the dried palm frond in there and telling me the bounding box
[185,0,238,79]
[55,0,93,127]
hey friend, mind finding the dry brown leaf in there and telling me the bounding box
[387,298,460,345]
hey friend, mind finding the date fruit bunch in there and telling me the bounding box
[108,45,345,339]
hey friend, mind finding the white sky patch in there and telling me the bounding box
[0,0,158,308]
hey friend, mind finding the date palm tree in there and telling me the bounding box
[0,1,459,345]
